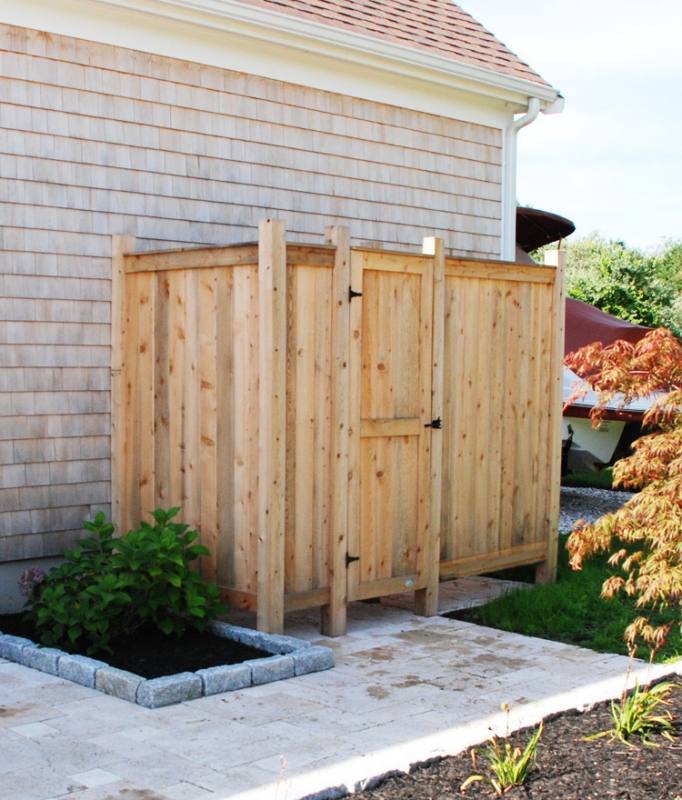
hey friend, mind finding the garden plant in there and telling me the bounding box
[566,327,682,657]
[587,680,677,748]
[26,507,225,655]
[461,705,544,796]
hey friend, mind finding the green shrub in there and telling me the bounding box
[462,704,544,796]
[587,681,677,747]
[30,508,225,655]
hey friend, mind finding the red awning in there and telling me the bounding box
[565,297,650,356]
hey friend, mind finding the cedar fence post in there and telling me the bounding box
[536,247,566,583]
[110,234,136,535]
[415,236,445,616]
[257,219,288,632]
[321,225,351,636]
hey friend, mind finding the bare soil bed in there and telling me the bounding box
[0,613,268,678]
[356,683,681,800]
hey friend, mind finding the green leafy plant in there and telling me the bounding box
[29,508,225,655]
[587,681,677,747]
[461,705,543,796]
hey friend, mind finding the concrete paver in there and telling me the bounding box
[0,583,679,800]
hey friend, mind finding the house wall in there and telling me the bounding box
[0,22,503,564]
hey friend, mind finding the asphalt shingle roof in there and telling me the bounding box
[236,0,551,87]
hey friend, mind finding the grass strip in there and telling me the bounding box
[562,468,615,490]
[451,542,681,663]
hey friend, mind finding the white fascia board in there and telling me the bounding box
[1,0,557,123]
[101,0,561,105]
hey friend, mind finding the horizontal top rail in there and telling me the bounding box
[125,240,258,258]
[352,250,432,275]
[446,254,556,270]
[445,258,555,284]
[353,245,555,270]
[122,238,555,282]
[124,243,258,273]
[124,242,338,273]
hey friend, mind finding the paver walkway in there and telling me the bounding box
[1,594,678,800]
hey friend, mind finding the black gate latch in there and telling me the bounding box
[348,287,363,301]
[346,553,360,567]
[425,417,442,429]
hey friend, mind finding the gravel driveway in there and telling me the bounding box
[559,486,634,535]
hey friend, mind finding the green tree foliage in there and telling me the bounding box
[535,235,682,335]
[29,508,226,655]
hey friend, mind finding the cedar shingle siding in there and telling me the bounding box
[0,24,502,560]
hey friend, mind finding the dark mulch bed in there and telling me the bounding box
[356,682,682,800]
[0,613,268,679]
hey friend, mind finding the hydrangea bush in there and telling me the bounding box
[27,508,226,655]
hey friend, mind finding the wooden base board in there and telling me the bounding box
[440,543,547,581]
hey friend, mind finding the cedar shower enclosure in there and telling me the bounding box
[112,220,565,636]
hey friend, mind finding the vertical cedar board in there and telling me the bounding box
[285,262,333,596]
[439,260,556,574]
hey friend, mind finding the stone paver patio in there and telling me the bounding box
[1,581,679,800]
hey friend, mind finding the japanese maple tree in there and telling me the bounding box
[565,327,682,656]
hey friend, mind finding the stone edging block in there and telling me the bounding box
[96,666,143,703]
[0,634,33,661]
[137,672,203,708]
[197,663,251,695]
[58,654,109,688]
[293,646,335,676]
[213,622,311,654]
[21,645,62,676]
[0,622,334,708]
[250,654,295,685]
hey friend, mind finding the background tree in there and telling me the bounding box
[533,235,682,335]
[565,328,682,656]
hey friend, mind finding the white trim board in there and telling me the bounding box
[95,0,560,103]
[1,0,531,128]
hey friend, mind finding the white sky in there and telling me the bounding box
[461,0,682,249]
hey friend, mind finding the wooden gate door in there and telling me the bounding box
[347,249,436,604]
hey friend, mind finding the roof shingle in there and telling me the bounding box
[235,0,551,88]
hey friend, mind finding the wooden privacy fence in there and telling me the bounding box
[111,221,565,635]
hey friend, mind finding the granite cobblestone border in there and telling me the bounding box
[0,620,334,708]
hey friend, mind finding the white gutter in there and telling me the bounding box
[501,95,564,260]
[501,98,540,261]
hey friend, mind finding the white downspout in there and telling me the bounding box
[501,96,541,261]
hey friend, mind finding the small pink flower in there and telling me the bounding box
[18,567,46,599]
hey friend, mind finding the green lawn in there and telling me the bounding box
[453,542,681,663]
[562,467,615,490]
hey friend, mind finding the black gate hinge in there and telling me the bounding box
[425,417,442,429]
[348,287,363,301]
[346,553,360,567]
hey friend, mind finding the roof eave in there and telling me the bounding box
[94,0,562,107]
